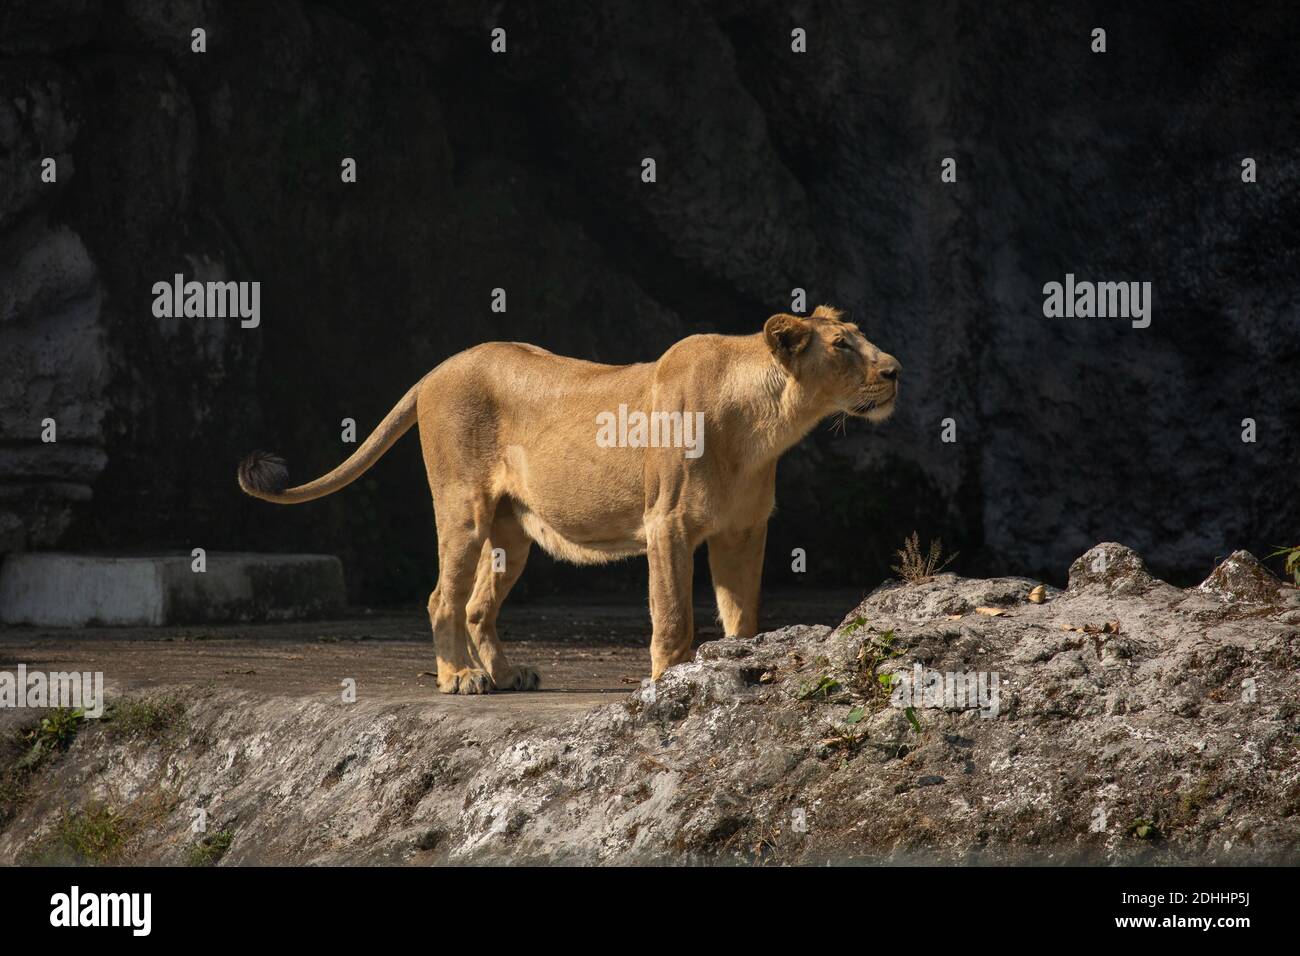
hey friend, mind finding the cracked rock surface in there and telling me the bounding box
[2,543,1296,864]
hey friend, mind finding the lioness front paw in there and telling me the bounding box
[439,668,494,695]
[498,665,541,691]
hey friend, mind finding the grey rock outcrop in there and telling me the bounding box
[2,544,1295,864]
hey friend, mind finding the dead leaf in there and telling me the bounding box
[975,607,1006,617]
[1027,585,1046,604]
[945,613,964,620]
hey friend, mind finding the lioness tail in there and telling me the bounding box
[237,381,420,504]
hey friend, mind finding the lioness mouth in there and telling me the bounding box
[852,392,893,416]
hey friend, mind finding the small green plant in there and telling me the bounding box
[796,675,843,701]
[841,615,867,636]
[2,711,84,832]
[105,696,188,741]
[903,706,922,733]
[43,804,131,864]
[891,532,957,583]
[16,708,84,770]
[39,708,85,748]
[855,630,903,697]
[1127,817,1159,840]
[1267,545,1300,586]
[186,829,234,867]
[851,633,923,735]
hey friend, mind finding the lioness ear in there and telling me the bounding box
[764,313,812,363]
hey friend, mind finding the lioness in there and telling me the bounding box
[238,305,900,694]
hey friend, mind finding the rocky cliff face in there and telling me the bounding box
[2,544,1296,864]
[2,2,1298,599]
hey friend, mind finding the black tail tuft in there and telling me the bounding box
[238,450,289,495]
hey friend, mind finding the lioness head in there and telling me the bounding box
[763,305,901,423]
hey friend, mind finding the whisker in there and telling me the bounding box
[852,397,878,414]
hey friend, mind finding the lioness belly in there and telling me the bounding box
[498,441,646,564]
[511,500,645,565]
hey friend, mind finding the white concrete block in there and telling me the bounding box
[0,552,345,627]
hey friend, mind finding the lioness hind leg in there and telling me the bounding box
[466,507,540,691]
[428,494,496,695]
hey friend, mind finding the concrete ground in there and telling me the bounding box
[0,589,863,720]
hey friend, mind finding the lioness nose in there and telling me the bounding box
[877,356,901,381]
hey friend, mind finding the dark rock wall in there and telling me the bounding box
[1,1,1297,602]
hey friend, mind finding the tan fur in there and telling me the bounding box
[238,306,900,693]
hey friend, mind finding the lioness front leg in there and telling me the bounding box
[647,517,696,680]
[707,522,767,638]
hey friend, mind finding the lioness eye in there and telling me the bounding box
[834,339,853,351]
